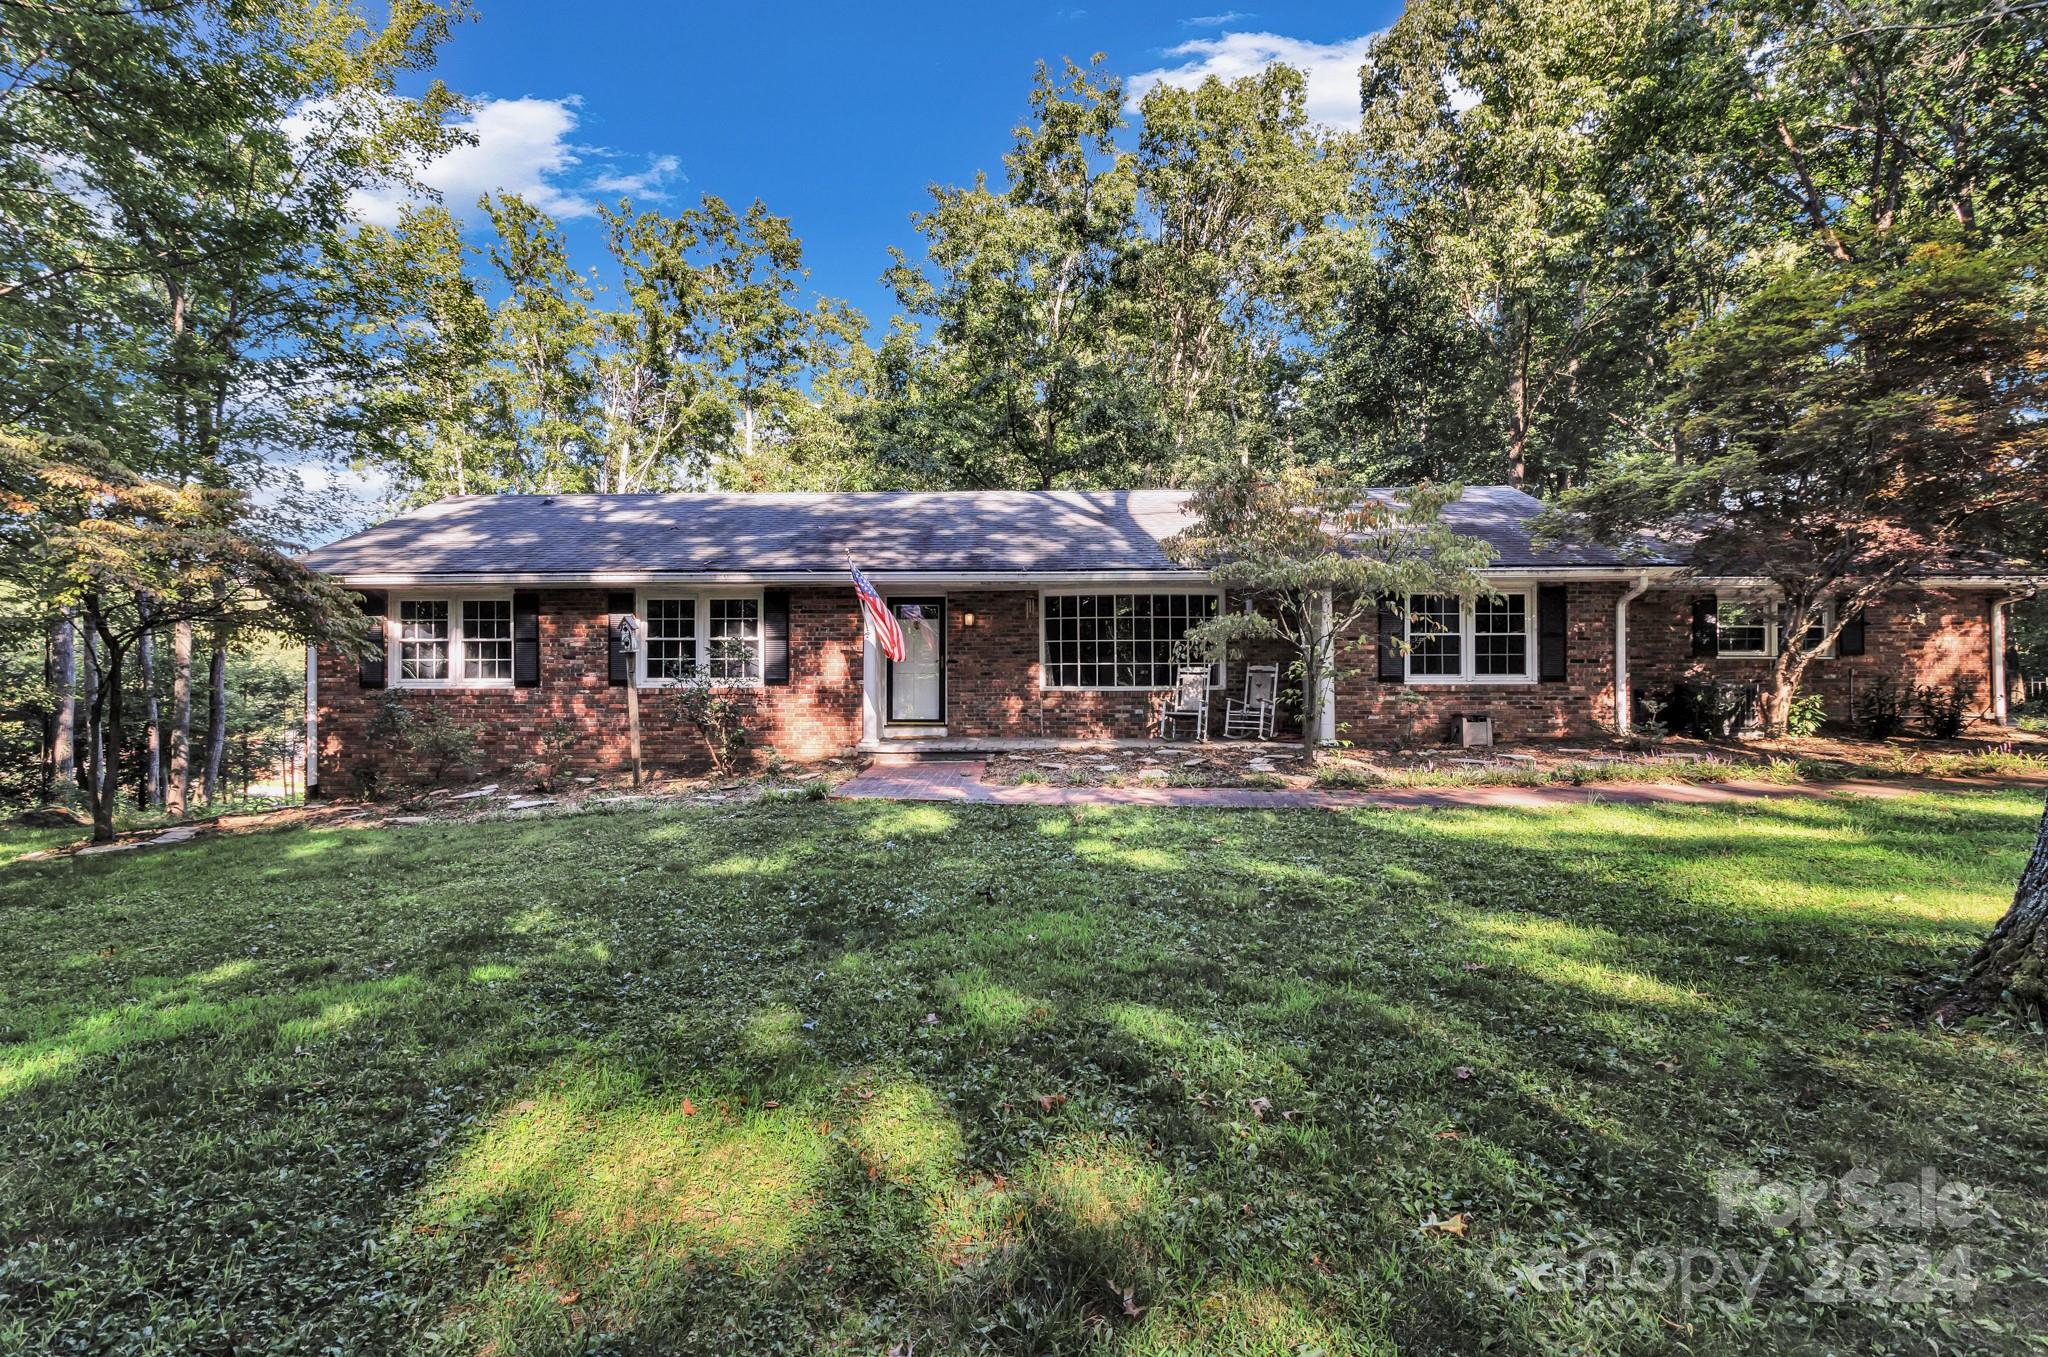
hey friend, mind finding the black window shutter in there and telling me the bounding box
[1837,606,1866,656]
[513,591,541,687]
[607,591,635,686]
[761,589,790,684]
[357,590,387,689]
[1690,595,1719,658]
[1537,585,1569,682]
[1376,596,1405,682]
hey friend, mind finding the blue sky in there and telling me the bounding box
[377,2,1400,328]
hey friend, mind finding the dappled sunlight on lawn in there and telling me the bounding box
[6,792,2046,1355]
[1463,916,1709,1009]
[943,969,1053,1042]
[0,971,418,1100]
[860,805,959,839]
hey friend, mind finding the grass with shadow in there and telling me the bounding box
[1,790,2045,1354]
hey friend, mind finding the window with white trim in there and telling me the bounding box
[1473,594,1529,677]
[1715,600,1773,657]
[638,593,763,685]
[708,597,761,680]
[398,600,450,681]
[461,600,513,680]
[391,595,515,687]
[646,598,698,681]
[1714,600,1834,659]
[1403,590,1536,683]
[1042,592,1222,690]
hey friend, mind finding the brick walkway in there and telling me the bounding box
[834,759,2041,811]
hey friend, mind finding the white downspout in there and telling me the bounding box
[1614,573,1651,734]
[304,645,318,796]
[1991,592,2031,727]
[1316,591,1338,745]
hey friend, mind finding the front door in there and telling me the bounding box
[887,597,945,723]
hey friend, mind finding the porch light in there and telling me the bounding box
[962,610,978,627]
[616,613,641,653]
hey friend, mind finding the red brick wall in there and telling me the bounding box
[1628,585,1996,724]
[1332,584,1623,747]
[315,588,861,788]
[314,581,2003,783]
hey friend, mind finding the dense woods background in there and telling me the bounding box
[3,0,2045,817]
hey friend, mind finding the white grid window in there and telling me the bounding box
[461,600,513,681]
[1042,593,1221,690]
[1473,594,1528,677]
[1407,595,1462,677]
[708,598,761,681]
[398,600,449,681]
[1716,601,1773,658]
[646,598,698,681]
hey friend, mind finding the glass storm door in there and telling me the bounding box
[887,598,945,723]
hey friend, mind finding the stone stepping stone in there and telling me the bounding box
[389,815,436,825]
[449,785,499,801]
[149,827,198,844]
[1136,768,1170,782]
[76,840,140,855]
[1497,753,1537,765]
[502,798,556,811]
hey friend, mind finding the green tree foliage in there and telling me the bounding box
[0,433,366,838]
[1168,461,1494,753]
[1560,233,2048,734]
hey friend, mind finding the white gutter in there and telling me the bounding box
[326,565,1697,589]
[1614,572,1652,734]
[304,645,318,795]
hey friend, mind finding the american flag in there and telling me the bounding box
[850,563,905,662]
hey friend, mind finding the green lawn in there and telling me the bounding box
[3,792,2046,1356]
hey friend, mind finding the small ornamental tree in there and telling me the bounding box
[0,434,369,840]
[1551,235,2048,736]
[1166,461,1493,755]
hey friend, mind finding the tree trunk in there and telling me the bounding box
[1946,799,2048,1016]
[138,599,162,809]
[80,627,102,797]
[50,612,76,797]
[1505,313,1530,490]
[203,641,227,803]
[169,620,192,815]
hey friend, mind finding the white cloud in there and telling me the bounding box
[1181,11,1252,26]
[350,96,683,228]
[589,153,683,199]
[1128,30,1378,129]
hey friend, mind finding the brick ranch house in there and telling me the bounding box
[297,488,2038,790]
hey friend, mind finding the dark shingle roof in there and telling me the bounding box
[298,486,1675,579]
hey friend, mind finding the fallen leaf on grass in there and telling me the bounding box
[680,1097,696,1117]
[1420,1212,1471,1239]
[1036,1093,1068,1114]
[1107,1280,1143,1317]
[1453,1065,1475,1081]
[1249,1096,1272,1120]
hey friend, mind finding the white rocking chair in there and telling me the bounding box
[1224,663,1280,739]
[1156,664,1211,741]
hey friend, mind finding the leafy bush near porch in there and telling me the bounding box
[3,794,2046,1355]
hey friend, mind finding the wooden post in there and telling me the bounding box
[627,678,643,787]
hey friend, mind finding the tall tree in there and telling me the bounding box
[882,57,1155,489]
[482,193,599,493]
[1130,64,1353,466]
[325,205,514,498]
[1357,0,1736,492]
